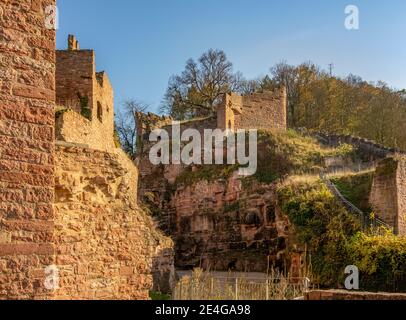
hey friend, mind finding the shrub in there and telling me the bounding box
[278,179,406,291]
[348,232,406,291]
[277,180,361,287]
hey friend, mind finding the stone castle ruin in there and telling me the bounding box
[136,86,406,275]
[136,86,287,142]
[0,1,173,299]
[135,85,293,274]
[0,1,405,300]
[55,35,115,152]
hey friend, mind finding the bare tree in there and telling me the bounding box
[161,49,244,119]
[115,99,149,158]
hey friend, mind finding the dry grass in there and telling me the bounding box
[172,269,311,300]
[326,168,375,179]
[282,174,321,186]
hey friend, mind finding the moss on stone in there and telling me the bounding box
[375,157,398,176]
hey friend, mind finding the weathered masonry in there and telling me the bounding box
[370,157,406,236]
[0,0,56,299]
[55,35,115,152]
[217,87,287,132]
[0,1,173,299]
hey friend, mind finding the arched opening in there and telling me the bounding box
[228,120,232,130]
[97,102,103,122]
[245,212,261,226]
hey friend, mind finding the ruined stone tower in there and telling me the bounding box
[55,35,115,151]
[217,87,287,132]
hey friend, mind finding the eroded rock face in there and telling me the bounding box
[54,145,174,299]
[141,169,292,273]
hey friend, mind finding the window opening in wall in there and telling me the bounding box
[97,102,103,122]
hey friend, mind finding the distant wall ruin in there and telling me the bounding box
[315,132,405,162]
[370,157,406,235]
[236,88,287,131]
[137,87,287,150]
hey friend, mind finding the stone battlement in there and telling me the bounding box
[229,87,287,132]
[136,87,287,145]
[55,36,115,152]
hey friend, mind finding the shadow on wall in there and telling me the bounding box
[152,248,176,294]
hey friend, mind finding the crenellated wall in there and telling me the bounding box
[235,88,287,131]
[56,36,115,152]
[217,89,287,132]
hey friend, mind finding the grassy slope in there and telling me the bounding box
[174,129,355,187]
[254,129,354,184]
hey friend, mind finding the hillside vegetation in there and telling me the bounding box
[259,62,406,150]
[277,179,406,292]
[174,129,354,187]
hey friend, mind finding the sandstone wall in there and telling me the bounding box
[56,50,95,112]
[161,117,218,139]
[396,159,406,235]
[54,144,173,299]
[235,88,287,131]
[93,71,115,150]
[217,93,243,131]
[315,132,405,161]
[0,0,56,299]
[55,108,115,152]
[56,47,115,152]
[370,157,406,235]
[305,290,406,300]
[370,158,399,230]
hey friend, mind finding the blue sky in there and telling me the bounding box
[57,0,406,114]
